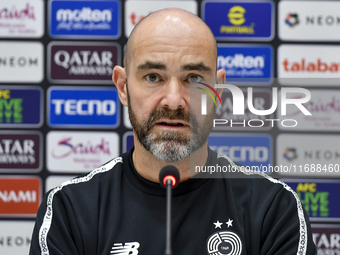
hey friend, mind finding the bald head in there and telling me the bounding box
[124,8,217,76]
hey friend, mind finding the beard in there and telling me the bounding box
[127,85,215,162]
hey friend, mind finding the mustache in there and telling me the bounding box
[146,108,191,128]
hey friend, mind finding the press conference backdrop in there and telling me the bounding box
[0,0,339,254]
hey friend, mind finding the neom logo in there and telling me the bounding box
[0,177,40,216]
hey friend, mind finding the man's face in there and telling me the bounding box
[126,16,218,162]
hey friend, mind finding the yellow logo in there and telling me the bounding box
[228,6,246,25]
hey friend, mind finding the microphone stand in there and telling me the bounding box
[165,179,172,255]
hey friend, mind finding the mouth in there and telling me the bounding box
[154,120,189,129]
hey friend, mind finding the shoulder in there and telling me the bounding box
[50,155,125,198]
[215,153,303,210]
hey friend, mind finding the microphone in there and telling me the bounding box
[159,165,180,255]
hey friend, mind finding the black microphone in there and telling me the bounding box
[159,165,180,255]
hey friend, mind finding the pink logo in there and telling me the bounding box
[52,137,111,159]
[0,3,35,20]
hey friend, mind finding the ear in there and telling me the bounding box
[216,68,226,98]
[112,66,128,106]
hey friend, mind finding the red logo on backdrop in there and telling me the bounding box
[283,58,340,73]
[0,177,41,216]
[48,42,119,83]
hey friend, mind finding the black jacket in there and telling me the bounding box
[30,148,316,255]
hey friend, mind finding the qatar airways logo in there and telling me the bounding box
[199,84,311,128]
[0,3,35,20]
[51,137,111,159]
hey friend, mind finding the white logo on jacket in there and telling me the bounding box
[110,242,140,254]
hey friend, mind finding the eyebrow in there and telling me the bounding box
[137,61,166,71]
[136,61,213,73]
[181,62,212,73]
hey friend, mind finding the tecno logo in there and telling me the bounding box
[0,177,41,216]
[208,134,272,167]
[52,99,116,116]
[211,145,268,162]
[278,45,340,85]
[56,7,112,22]
[48,87,120,128]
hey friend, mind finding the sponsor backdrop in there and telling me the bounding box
[0,0,339,253]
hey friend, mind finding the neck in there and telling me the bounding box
[132,136,209,183]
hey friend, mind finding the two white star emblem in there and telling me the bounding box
[213,219,233,229]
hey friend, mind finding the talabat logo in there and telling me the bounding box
[47,131,119,172]
[49,0,121,38]
[203,1,274,40]
[312,225,340,254]
[0,177,41,216]
[48,42,119,83]
[48,87,119,128]
[0,132,42,172]
[278,45,340,85]
[279,1,340,41]
[208,134,272,169]
[217,45,273,84]
[0,87,42,127]
[284,180,340,220]
[0,0,44,38]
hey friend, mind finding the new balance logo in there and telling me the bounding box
[110,242,140,254]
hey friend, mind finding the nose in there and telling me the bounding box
[160,78,188,110]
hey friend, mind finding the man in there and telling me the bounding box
[30,8,316,255]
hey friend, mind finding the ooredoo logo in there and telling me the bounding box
[0,177,41,216]
[48,42,120,84]
[0,0,44,38]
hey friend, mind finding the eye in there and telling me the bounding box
[145,74,160,82]
[187,74,203,83]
